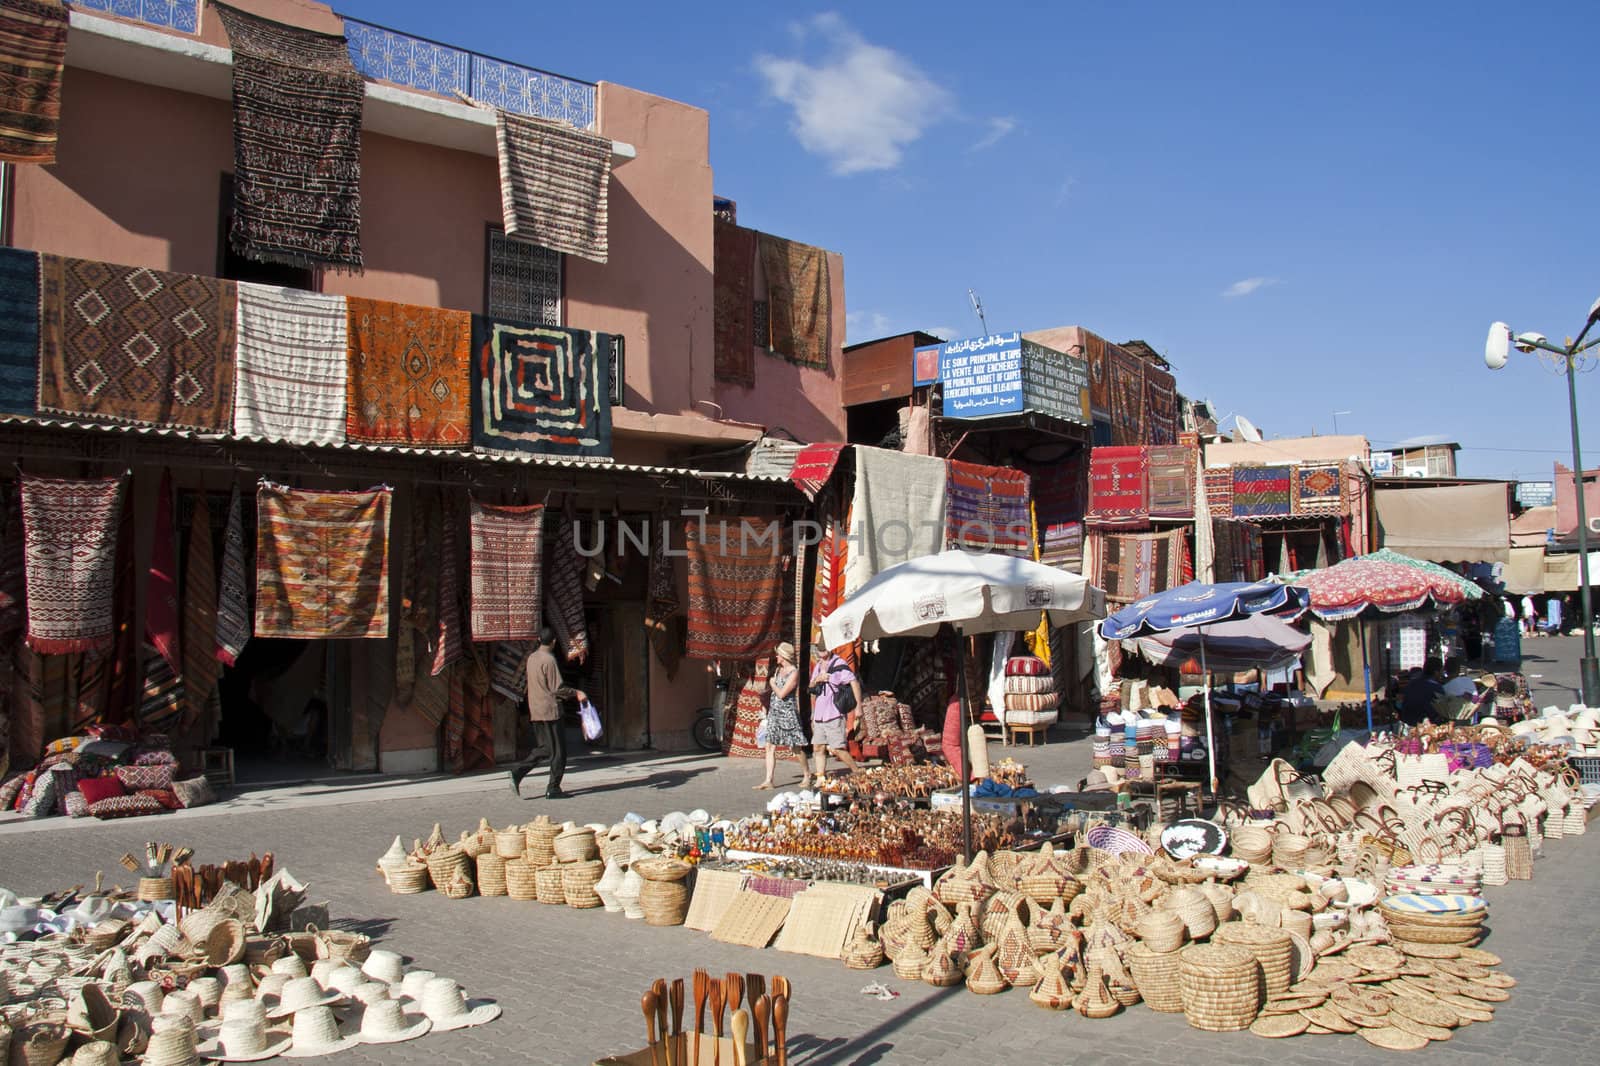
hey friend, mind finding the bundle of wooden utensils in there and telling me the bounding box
[608,971,792,1066]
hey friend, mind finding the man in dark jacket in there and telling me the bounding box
[509,627,585,799]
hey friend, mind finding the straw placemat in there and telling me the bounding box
[710,891,792,948]
[684,869,747,932]
[771,884,881,959]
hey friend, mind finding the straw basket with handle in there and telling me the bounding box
[310,925,372,965]
[553,827,599,863]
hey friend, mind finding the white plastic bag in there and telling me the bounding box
[579,698,603,741]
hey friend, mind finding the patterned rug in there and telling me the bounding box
[713,219,755,386]
[0,0,67,164]
[1106,345,1145,445]
[19,473,125,654]
[234,283,349,444]
[543,513,590,662]
[346,296,471,445]
[468,499,545,641]
[38,256,237,431]
[470,318,611,457]
[0,489,23,636]
[789,443,845,500]
[1086,445,1149,527]
[146,471,181,674]
[1295,463,1345,516]
[1039,520,1084,573]
[495,110,611,264]
[1028,452,1085,526]
[1233,466,1293,518]
[137,647,185,736]
[842,449,946,595]
[1098,529,1190,604]
[645,513,682,678]
[0,247,38,415]
[686,516,786,661]
[431,490,465,676]
[255,481,391,639]
[809,516,857,670]
[1144,365,1179,445]
[213,3,364,271]
[1084,333,1108,415]
[1204,466,1234,518]
[757,234,831,369]
[1146,445,1195,518]
[183,493,220,738]
[215,484,250,668]
[1212,520,1266,583]
[945,461,1031,553]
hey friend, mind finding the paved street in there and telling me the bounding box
[3,639,1598,1065]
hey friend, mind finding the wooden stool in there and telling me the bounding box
[1006,723,1050,747]
[199,746,235,787]
[1153,777,1203,819]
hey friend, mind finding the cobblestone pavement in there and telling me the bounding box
[4,641,1597,1064]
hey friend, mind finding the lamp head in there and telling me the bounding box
[1514,331,1547,353]
[1485,321,1511,370]
[1589,296,1600,325]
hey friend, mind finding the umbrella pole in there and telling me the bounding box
[1359,621,1374,733]
[1200,631,1218,798]
[957,630,974,861]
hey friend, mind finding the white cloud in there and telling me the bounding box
[1395,433,1453,447]
[969,116,1018,152]
[845,310,894,343]
[756,14,951,175]
[1222,276,1280,299]
[927,325,958,341]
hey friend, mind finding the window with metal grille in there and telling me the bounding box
[486,228,562,325]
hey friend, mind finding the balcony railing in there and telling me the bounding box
[71,3,598,132]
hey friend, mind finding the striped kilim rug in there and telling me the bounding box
[255,481,391,639]
[495,109,611,263]
[19,473,125,654]
[468,499,545,641]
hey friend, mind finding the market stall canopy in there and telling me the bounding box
[1542,550,1600,593]
[818,548,1105,646]
[1504,546,1547,595]
[1130,613,1312,674]
[1097,580,1308,640]
[1288,557,1467,621]
[1358,548,1484,600]
[1374,483,1510,564]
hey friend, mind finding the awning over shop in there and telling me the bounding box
[1504,546,1546,594]
[1374,483,1510,564]
[1543,551,1600,593]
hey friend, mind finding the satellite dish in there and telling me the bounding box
[1234,415,1264,442]
[1407,469,1426,478]
[1485,321,1511,370]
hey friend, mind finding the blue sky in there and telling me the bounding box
[350,1,1598,482]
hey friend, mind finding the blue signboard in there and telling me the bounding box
[1516,481,1555,508]
[939,332,1024,418]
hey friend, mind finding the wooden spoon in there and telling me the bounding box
[642,991,662,1066]
[772,995,788,1066]
[730,1009,749,1066]
[693,969,708,1066]
[652,981,670,1066]
[709,981,724,1066]
[669,979,684,1066]
[752,994,770,1065]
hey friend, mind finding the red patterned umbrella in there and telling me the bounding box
[1293,558,1465,622]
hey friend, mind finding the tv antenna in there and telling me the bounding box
[967,289,989,335]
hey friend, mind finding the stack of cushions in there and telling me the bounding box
[1003,656,1060,729]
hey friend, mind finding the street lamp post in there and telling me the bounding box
[1487,299,1600,705]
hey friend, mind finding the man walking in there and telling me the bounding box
[509,627,585,799]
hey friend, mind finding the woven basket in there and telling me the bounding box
[965,946,1007,995]
[525,821,561,865]
[1075,964,1121,1019]
[639,879,689,926]
[425,847,469,892]
[494,830,527,859]
[535,865,567,904]
[505,859,540,901]
[311,925,371,965]
[1136,911,1188,953]
[1213,924,1292,997]
[441,877,475,900]
[1198,883,1235,923]
[892,942,928,980]
[387,862,430,895]
[562,860,605,909]
[7,1022,67,1066]
[477,852,508,897]
[136,877,175,902]
[1164,887,1218,940]
[1229,827,1273,865]
[843,929,885,970]
[632,857,693,883]
[1127,943,1184,1012]
[1179,943,1260,1032]
[553,827,599,863]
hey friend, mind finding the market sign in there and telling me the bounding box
[912,344,941,387]
[1370,451,1394,477]
[1516,481,1555,508]
[930,331,1091,423]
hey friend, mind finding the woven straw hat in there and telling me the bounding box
[268,956,308,980]
[254,974,289,1005]
[122,980,165,1015]
[187,977,223,1012]
[145,1014,201,1066]
[164,989,205,1025]
[196,999,291,1063]
[349,981,392,1007]
[397,970,436,1001]
[281,1005,358,1058]
[418,978,501,1031]
[68,983,121,1042]
[309,960,342,988]
[70,1041,121,1066]
[218,965,253,1002]
[357,997,433,1045]
[359,949,405,985]
[323,965,367,997]
[266,977,341,1020]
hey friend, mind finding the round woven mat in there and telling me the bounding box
[1250,1013,1309,1038]
[1361,1026,1430,1050]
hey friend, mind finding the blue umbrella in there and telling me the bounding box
[1098,580,1310,792]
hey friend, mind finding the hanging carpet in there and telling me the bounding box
[0,0,67,165]
[145,470,181,674]
[255,481,391,639]
[0,485,23,636]
[1232,466,1293,518]
[713,219,756,386]
[19,473,125,654]
[212,2,364,271]
[945,461,1031,553]
[1143,365,1179,445]
[346,296,471,446]
[757,233,831,369]
[842,448,946,596]
[0,246,39,415]
[494,109,611,264]
[1294,463,1345,516]
[470,317,612,457]
[1085,445,1148,527]
[183,493,220,737]
[468,499,544,641]
[789,443,846,500]
[215,484,250,667]
[1204,466,1234,518]
[233,282,349,444]
[723,659,769,759]
[1098,529,1190,604]
[1106,345,1145,445]
[1146,445,1195,519]
[686,516,786,661]
[645,513,683,678]
[543,512,590,663]
[431,490,466,676]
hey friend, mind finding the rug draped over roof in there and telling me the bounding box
[468,499,544,642]
[233,282,349,444]
[345,296,471,446]
[789,443,845,500]
[38,256,236,431]
[1096,528,1190,605]
[1106,345,1145,445]
[686,516,786,661]
[212,2,364,271]
[215,483,251,667]
[0,0,67,165]
[1233,466,1293,518]
[842,448,947,596]
[757,234,831,370]
[1146,445,1195,519]
[255,481,391,639]
[1294,463,1345,516]
[19,473,125,654]
[945,461,1031,554]
[713,219,756,386]
[470,317,611,457]
[495,109,611,263]
[1086,446,1149,527]
[0,247,39,415]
